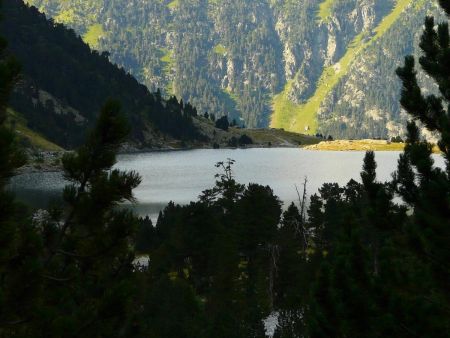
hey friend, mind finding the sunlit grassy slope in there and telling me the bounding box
[83,24,105,49]
[159,48,175,95]
[303,139,406,151]
[6,109,63,151]
[167,1,179,10]
[271,0,414,134]
[213,43,227,55]
[54,9,76,25]
[318,0,336,23]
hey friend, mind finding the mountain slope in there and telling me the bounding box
[23,0,441,138]
[271,0,415,133]
[2,0,205,149]
[318,0,443,139]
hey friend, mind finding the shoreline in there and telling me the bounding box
[118,143,302,154]
[303,139,441,153]
[18,145,304,175]
[20,138,437,175]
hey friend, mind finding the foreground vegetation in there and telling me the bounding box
[1,1,449,337]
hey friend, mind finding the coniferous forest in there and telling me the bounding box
[2,0,206,149]
[1,0,450,337]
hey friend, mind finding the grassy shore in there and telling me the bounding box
[243,128,320,147]
[194,117,321,148]
[302,139,440,152]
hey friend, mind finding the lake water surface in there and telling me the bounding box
[10,148,445,221]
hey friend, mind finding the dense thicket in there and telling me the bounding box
[1,0,205,148]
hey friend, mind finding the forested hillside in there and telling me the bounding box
[24,0,441,138]
[2,0,205,148]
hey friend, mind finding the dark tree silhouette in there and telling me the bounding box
[215,115,229,131]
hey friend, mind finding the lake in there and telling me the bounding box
[9,148,445,222]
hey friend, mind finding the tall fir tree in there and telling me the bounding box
[0,1,39,334]
[394,0,450,333]
[36,100,142,337]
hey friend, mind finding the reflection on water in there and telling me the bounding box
[9,148,445,222]
[9,171,65,209]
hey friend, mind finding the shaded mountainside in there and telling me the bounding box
[23,0,443,139]
[2,0,206,149]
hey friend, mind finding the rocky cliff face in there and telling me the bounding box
[25,0,439,138]
[273,0,394,104]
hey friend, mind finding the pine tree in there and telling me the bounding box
[215,115,229,131]
[273,204,309,338]
[394,1,450,333]
[306,166,377,338]
[0,2,37,333]
[0,0,24,184]
[135,216,155,253]
[235,184,281,337]
[5,100,143,337]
